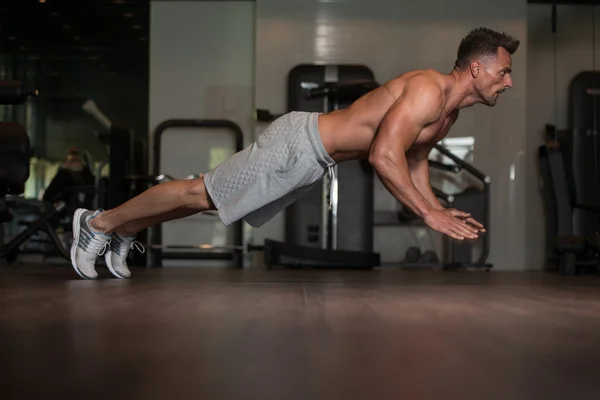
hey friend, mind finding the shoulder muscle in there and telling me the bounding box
[393,76,444,124]
[375,76,444,152]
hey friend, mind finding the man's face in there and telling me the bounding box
[473,47,513,106]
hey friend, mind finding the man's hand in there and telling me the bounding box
[423,208,484,240]
[454,211,486,233]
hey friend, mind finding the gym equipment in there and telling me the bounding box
[264,239,378,269]
[287,65,378,253]
[422,250,439,264]
[536,1,600,275]
[0,81,38,105]
[0,82,76,263]
[566,72,600,238]
[82,99,111,131]
[538,134,600,275]
[405,247,422,263]
[0,187,93,263]
[0,80,37,225]
[536,3,600,274]
[0,122,31,223]
[263,64,381,269]
[438,144,492,269]
[375,143,492,270]
[148,119,245,268]
[149,242,263,254]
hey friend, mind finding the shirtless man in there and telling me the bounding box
[70,27,519,280]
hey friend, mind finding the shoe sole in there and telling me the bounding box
[70,208,96,280]
[105,252,130,279]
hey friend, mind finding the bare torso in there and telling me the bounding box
[317,69,459,163]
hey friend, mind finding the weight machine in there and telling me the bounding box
[533,0,600,275]
[259,64,381,269]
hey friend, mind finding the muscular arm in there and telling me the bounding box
[368,80,444,219]
[406,110,459,211]
[406,146,444,211]
[370,86,481,240]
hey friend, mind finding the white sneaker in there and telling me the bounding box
[70,208,111,280]
[105,232,145,279]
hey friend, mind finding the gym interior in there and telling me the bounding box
[2,0,600,398]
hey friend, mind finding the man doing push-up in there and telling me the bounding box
[70,27,519,279]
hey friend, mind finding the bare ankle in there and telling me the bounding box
[89,213,112,235]
[115,228,137,238]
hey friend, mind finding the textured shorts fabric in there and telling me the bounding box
[203,111,335,228]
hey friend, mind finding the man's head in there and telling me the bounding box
[455,27,520,106]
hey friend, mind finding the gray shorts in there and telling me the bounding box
[203,111,335,228]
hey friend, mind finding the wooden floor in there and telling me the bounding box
[1,265,600,400]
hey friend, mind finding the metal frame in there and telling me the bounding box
[149,119,245,268]
[433,144,492,267]
[374,145,492,270]
[0,202,70,262]
[0,184,95,263]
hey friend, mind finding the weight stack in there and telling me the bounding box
[285,64,375,253]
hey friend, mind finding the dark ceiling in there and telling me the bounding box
[1,0,150,92]
[1,0,151,132]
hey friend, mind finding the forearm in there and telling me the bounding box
[409,159,444,210]
[372,156,434,219]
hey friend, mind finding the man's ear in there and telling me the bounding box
[470,61,480,78]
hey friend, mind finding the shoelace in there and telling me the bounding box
[130,241,146,254]
[115,239,146,256]
[88,237,111,256]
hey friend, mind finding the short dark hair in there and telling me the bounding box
[455,28,520,69]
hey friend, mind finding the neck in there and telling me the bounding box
[445,68,482,111]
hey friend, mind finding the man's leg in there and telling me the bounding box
[113,207,201,237]
[90,177,214,234]
[70,177,214,280]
